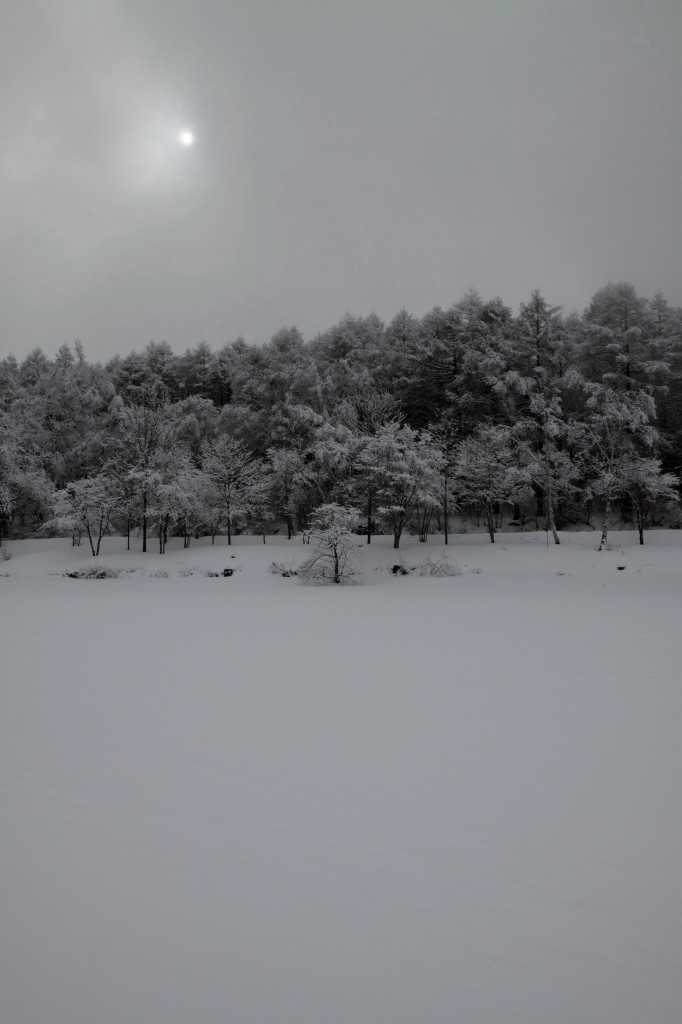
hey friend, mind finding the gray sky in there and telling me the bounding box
[2,0,680,362]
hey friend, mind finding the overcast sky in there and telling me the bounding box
[2,0,680,363]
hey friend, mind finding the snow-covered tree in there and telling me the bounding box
[146,451,203,553]
[305,422,358,508]
[169,396,219,458]
[581,382,663,550]
[505,374,581,544]
[428,413,461,544]
[266,447,311,539]
[299,504,363,584]
[618,457,678,544]
[0,419,53,543]
[511,290,564,375]
[109,386,175,552]
[356,424,443,548]
[201,436,261,545]
[581,282,670,392]
[453,426,519,543]
[50,475,120,556]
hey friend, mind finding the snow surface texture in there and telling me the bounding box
[1,532,681,1024]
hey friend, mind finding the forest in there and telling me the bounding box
[1,282,680,553]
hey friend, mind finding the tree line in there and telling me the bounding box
[1,282,680,553]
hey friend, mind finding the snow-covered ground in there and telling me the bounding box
[1,531,681,1024]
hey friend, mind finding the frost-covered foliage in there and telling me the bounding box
[0,417,53,542]
[299,504,363,584]
[1,283,681,545]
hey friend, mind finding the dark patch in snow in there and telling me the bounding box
[64,566,119,579]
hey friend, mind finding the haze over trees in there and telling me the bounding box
[1,283,680,549]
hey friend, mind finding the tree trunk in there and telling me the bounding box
[636,507,645,544]
[86,523,96,557]
[366,493,372,544]
[546,499,560,545]
[598,493,613,551]
[545,468,560,544]
[486,504,495,543]
[443,491,448,545]
[95,514,105,556]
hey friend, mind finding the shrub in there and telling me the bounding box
[64,566,119,579]
[268,561,298,577]
[416,552,461,577]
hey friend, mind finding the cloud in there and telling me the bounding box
[2,0,680,361]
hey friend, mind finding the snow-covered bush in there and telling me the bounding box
[268,561,298,577]
[299,504,363,585]
[390,561,411,575]
[416,551,461,577]
[64,566,119,579]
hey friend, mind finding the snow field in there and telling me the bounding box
[1,532,681,1023]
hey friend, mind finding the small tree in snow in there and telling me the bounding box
[299,504,363,584]
[51,475,120,556]
[615,457,678,544]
